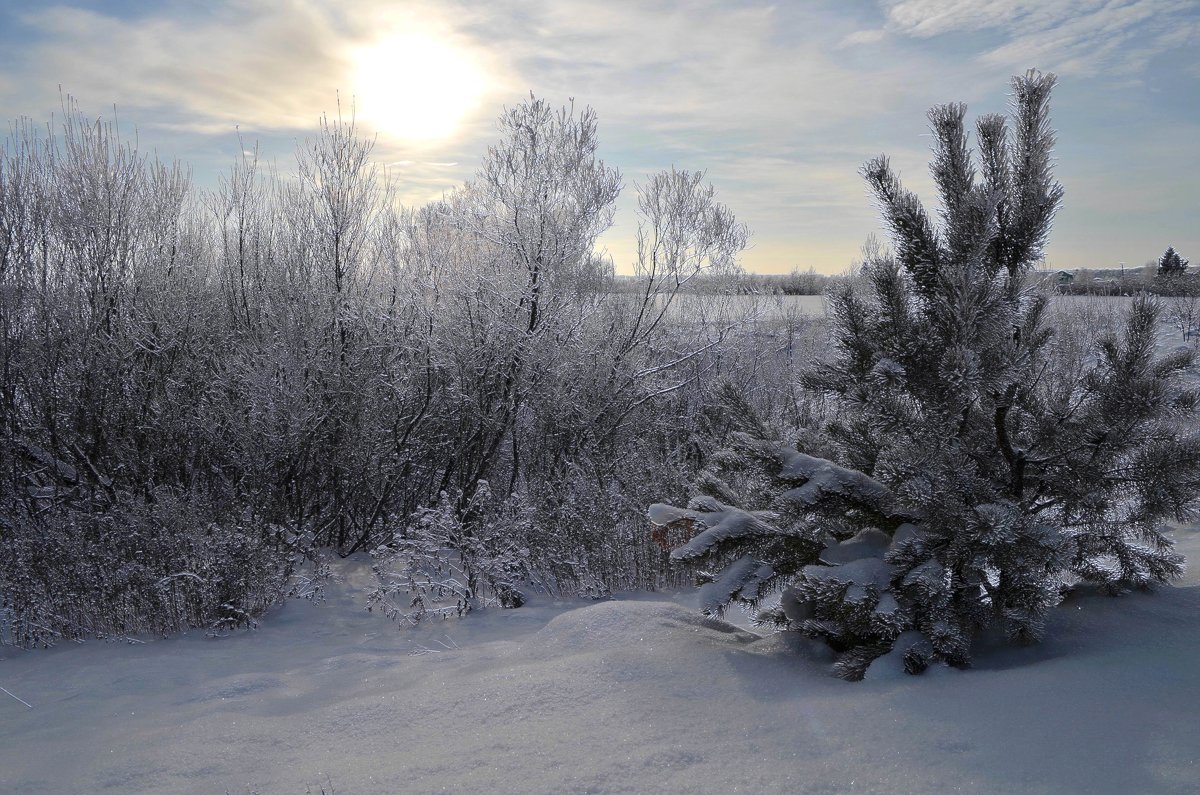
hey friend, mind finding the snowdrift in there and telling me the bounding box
[2,530,1199,793]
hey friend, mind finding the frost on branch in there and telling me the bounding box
[369,483,551,626]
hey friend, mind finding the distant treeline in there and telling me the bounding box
[655,265,1197,299]
[1036,266,1200,297]
[617,263,1200,299]
[614,267,834,296]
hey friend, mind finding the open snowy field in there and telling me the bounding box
[2,529,1198,794]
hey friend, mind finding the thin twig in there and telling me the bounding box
[1,686,33,709]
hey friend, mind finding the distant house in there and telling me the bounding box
[1055,270,1075,285]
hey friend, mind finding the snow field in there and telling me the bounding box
[2,529,1198,793]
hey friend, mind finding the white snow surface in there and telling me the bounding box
[3,529,1200,794]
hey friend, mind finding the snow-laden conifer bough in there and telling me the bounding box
[650,70,1200,680]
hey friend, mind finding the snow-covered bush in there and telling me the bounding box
[0,491,299,647]
[0,92,765,645]
[367,484,541,625]
[367,467,686,626]
[651,70,1200,678]
[1166,294,1200,343]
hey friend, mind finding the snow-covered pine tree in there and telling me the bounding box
[650,70,1200,679]
[1158,245,1190,275]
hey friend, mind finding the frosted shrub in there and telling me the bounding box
[368,483,542,625]
[0,492,299,647]
[0,93,759,645]
[652,71,1200,678]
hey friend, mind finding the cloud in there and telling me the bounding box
[448,1,953,270]
[839,29,888,47]
[13,3,345,131]
[451,1,929,141]
[881,0,1200,77]
[884,0,1058,37]
[0,1,931,182]
[1,1,1194,273]
[5,1,514,140]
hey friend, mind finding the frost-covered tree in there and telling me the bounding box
[1158,245,1189,275]
[427,96,622,507]
[0,92,806,647]
[650,70,1200,678]
[0,102,303,647]
[369,100,752,612]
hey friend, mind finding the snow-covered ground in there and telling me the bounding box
[3,529,1199,794]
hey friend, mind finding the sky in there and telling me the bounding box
[0,0,1197,274]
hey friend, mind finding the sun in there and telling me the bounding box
[351,33,485,143]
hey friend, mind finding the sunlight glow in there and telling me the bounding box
[351,33,485,143]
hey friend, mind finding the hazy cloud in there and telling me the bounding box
[882,0,1200,77]
[14,3,348,132]
[839,29,888,47]
[6,2,518,138]
[0,0,1196,272]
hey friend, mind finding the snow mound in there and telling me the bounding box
[2,530,1199,794]
[532,599,761,649]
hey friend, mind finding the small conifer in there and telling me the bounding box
[651,71,1200,678]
